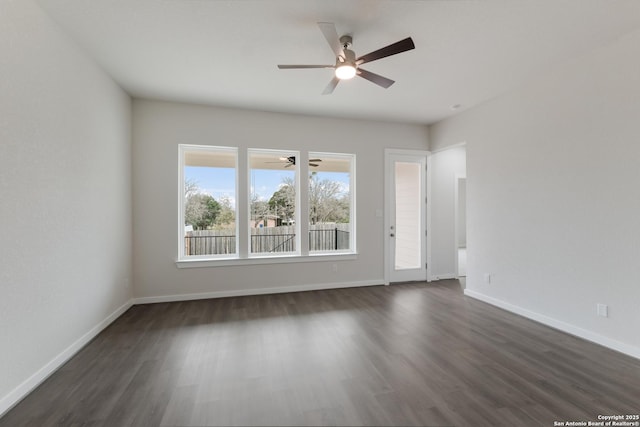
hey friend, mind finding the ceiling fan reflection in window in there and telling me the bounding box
[266,156,322,168]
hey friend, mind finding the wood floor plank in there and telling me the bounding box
[2,280,639,426]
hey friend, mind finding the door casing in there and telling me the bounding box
[384,149,431,285]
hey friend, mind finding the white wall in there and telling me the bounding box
[0,0,132,414]
[132,99,429,299]
[428,146,466,279]
[429,29,640,357]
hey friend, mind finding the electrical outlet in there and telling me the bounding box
[332,263,338,273]
[483,273,491,284]
[597,304,608,317]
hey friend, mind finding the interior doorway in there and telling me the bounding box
[384,149,429,284]
[455,176,467,278]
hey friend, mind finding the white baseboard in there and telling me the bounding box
[0,300,134,417]
[464,289,640,360]
[133,279,385,305]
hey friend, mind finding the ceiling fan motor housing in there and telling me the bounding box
[339,35,356,65]
[339,35,353,49]
[341,49,356,64]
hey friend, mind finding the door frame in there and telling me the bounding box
[454,175,467,279]
[384,148,431,285]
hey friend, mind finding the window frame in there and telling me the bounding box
[247,148,301,258]
[177,144,357,267]
[178,144,239,261]
[308,151,356,255]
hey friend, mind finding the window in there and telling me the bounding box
[308,153,355,253]
[249,149,299,256]
[179,145,237,259]
[178,145,355,264]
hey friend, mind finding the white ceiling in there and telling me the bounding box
[36,0,640,125]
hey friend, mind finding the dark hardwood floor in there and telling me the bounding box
[2,280,639,426]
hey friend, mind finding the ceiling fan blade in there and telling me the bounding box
[357,68,395,88]
[317,22,343,58]
[356,37,415,65]
[309,159,322,162]
[309,163,319,167]
[278,64,334,69]
[322,76,340,95]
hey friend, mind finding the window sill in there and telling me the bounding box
[175,252,358,269]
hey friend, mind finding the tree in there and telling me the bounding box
[185,193,221,230]
[266,174,349,225]
[184,180,222,230]
[268,178,296,223]
[250,194,270,228]
[308,173,349,224]
[214,195,235,228]
[185,178,200,198]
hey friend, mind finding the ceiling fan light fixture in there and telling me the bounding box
[335,64,356,80]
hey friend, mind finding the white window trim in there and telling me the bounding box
[178,144,239,261]
[177,145,357,267]
[308,151,356,255]
[176,252,358,269]
[247,148,301,257]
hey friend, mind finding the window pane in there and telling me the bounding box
[182,147,237,257]
[249,150,298,255]
[394,161,421,269]
[308,153,353,252]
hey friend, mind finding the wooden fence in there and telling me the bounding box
[184,230,236,256]
[251,226,296,253]
[185,224,350,256]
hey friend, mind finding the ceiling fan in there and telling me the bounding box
[277,22,415,95]
[266,156,322,168]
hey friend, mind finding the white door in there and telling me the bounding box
[385,150,428,283]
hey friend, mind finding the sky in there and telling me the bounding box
[186,166,349,207]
